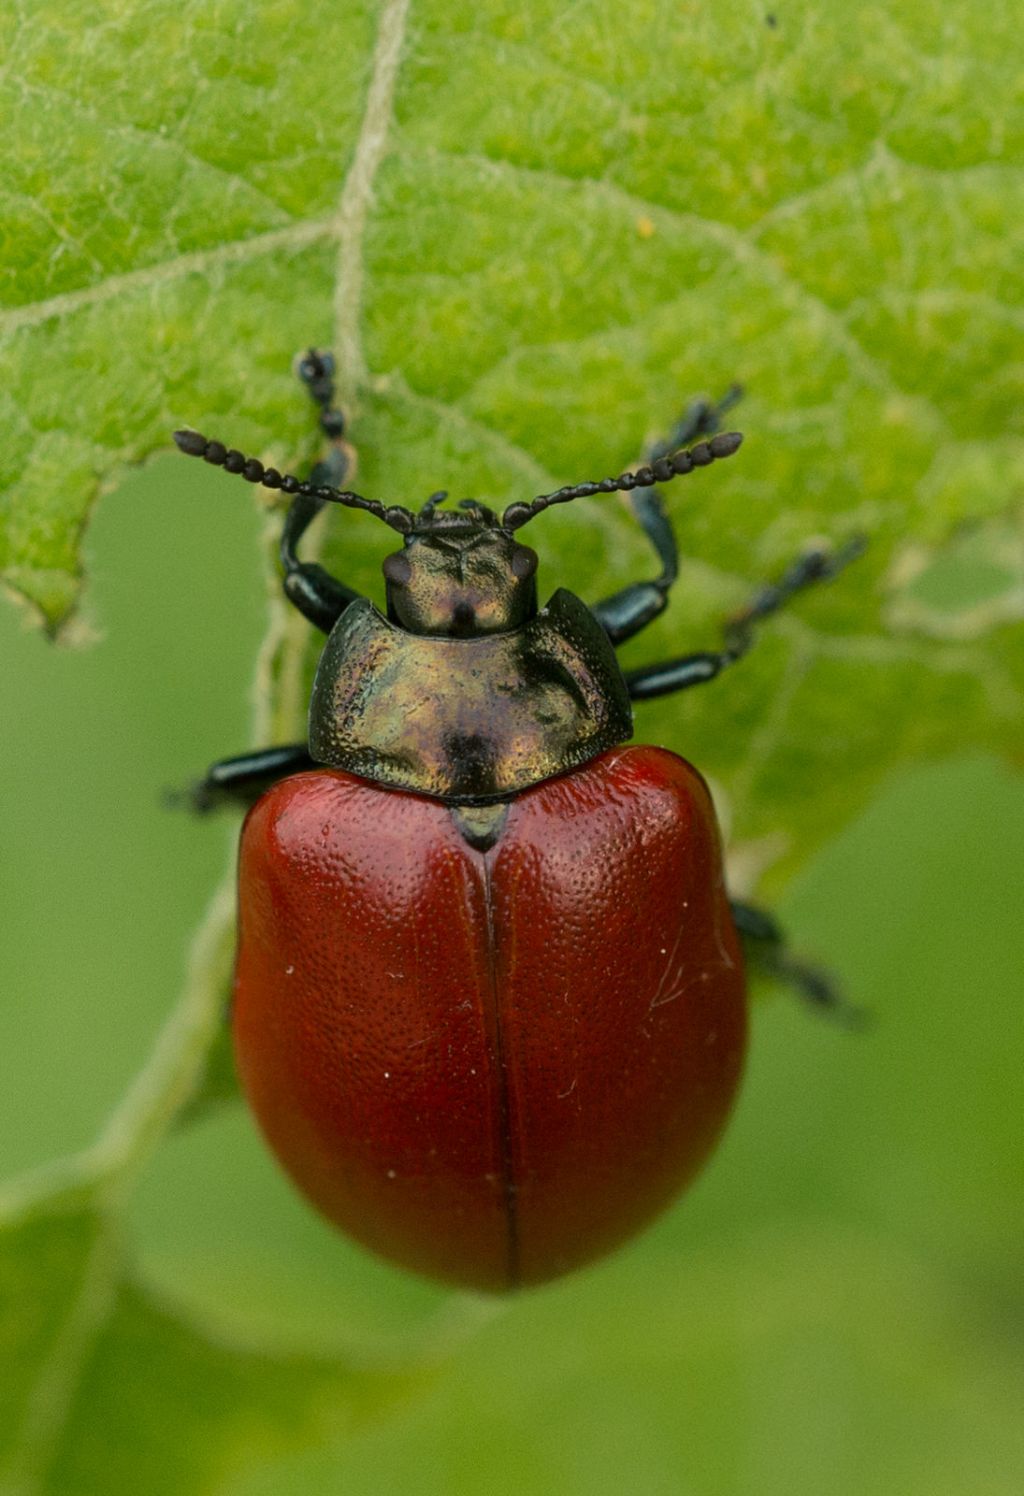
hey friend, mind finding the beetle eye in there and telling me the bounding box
[383,552,412,586]
[511,545,538,580]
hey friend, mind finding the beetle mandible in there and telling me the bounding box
[175,351,862,1292]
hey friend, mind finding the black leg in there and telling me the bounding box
[625,534,867,701]
[731,899,866,1027]
[172,744,318,814]
[592,386,743,646]
[280,350,364,634]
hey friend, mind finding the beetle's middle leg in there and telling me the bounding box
[591,386,743,646]
[174,744,317,814]
[624,534,866,701]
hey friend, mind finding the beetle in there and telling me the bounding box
[175,351,862,1292]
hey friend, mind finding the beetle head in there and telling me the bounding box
[383,498,538,636]
[174,424,745,640]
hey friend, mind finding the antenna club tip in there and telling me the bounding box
[710,430,743,458]
[173,428,207,457]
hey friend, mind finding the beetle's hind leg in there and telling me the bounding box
[170,744,317,815]
[591,385,744,646]
[730,899,867,1027]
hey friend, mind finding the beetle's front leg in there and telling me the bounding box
[731,899,866,1026]
[624,535,866,701]
[281,349,364,634]
[592,386,742,646]
[176,743,317,814]
[279,489,362,633]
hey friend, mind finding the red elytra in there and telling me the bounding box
[233,743,746,1292]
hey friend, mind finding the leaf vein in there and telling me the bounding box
[331,0,413,399]
[414,148,947,433]
[0,219,334,337]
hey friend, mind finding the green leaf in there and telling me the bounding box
[2,0,1022,1492]
[0,1188,419,1496]
[242,1225,1024,1496]
[2,0,1020,879]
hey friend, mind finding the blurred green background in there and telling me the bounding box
[2,454,1021,1494]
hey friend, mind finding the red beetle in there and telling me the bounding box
[177,351,859,1291]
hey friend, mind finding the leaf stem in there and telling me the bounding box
[89,876,238,1196]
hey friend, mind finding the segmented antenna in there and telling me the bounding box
[502,431,744,531]
[172,429,415,534]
